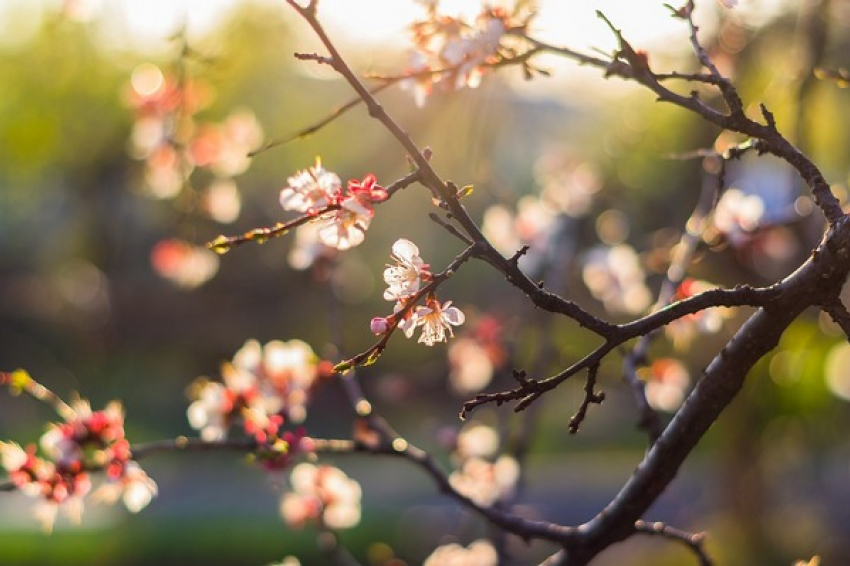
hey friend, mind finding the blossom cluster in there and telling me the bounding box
[0,388,156,532]
[279,462,362,530]
[279,159,388,251]
[187,339,325,468]
[371,239,465,346]
[126,63,263,288]
[403,2,525,105]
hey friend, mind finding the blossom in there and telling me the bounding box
[641,358,691,412]
[280,463,362,530]
[449,455,519,506]
[403,297,465,346]
[150,238,220,288]
[447,315,506,395]
[93,461,158,513]
[383,238,431,301]
[455,423,500,461]
[279,159,341,214]
[582,245,652,315]
[423,539,498,566]
[712,188,764,246]
[316,198,373,251]
[316,174,386,251]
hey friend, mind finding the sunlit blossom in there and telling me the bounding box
[383,238,431,301]
[403,298,465,346]
[280,159,342,214]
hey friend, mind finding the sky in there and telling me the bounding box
[2,0,785,52]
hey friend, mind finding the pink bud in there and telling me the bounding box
[370,317,390,335]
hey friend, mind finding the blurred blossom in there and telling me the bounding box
[665,278,731,349]
[447,315,506,395]
[213,110,263,177]
[641,358,691,412]
[825,343,850,402]
[202,179,242,224]
[481,195,559,273]
[150,238,219,288]
[280,463,361,530]
[143,145,184,199]
[481,205,521,256]
[2,394,154,531]
[534,149,601,217]
[93,461,158,513]
[449,455,519,506]
[448,338,494,394]
[267,558,301,566]
[455,423,499,460]
[288,222,337,271]
[582,245,651,315]
[712,188,765,246]
[423,539,498,566]
[718,0,738,7]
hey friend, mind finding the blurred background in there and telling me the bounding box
[1,0,850,564]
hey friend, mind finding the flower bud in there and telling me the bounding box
[370,317,390,335]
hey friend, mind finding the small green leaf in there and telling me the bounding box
[208,236,232,255]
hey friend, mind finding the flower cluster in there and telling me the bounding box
[280,463,362,530]
[127,63,261,207]
[126,63,262,289]
[447,422,518,507]
[187,339,326,467]
[279,159,388,251]
[404,3,522,105]
[0,394,156,532]
[371,239,465,346]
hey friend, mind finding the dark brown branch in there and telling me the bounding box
[567,363,604,434]
[821,297,850,342]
